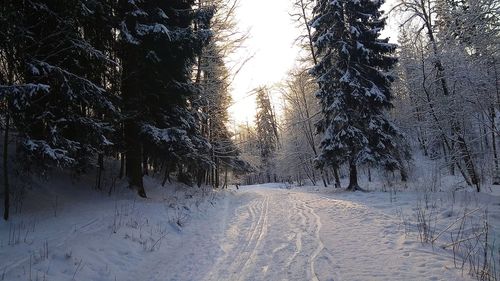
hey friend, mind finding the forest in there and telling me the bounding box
[239,0,500,195]
[0,0,499,280]
[0,0,254,220]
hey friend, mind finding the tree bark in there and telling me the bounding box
[121,44,146,196]
[197,169,204,188]
[347,162,359,191]
[124,122,146,197]
[491,106,500,185]
[333,166,341,188]
[142,149,148,176]
[215,161,219,188]
[457,136,480,191]
[400,167,408,182]
[119,153,125,178]
[3,116,9,221]
[120,1,146,198]
[223,166,228,189]
[162,166,171,187]
[96,153,104,190]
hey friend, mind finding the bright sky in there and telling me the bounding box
[228,0,399,125]
[228,0,301,125]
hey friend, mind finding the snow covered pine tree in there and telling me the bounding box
[255,87,280,183]
[118,0,214,196]
[1,0,118,173]
[311,0,409,191]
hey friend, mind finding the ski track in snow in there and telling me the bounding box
[205,186,472,281]
[0,183,479,281]
[205,190,331,281]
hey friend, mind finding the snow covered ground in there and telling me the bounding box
[1,176,498,280]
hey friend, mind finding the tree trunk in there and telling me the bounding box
[333,167,341,188]
[490,106,500,185]
[400,167,408,182]
[121,34,146,198]
[124,122,146,197]
[347,162,360,191]
[205,169,210,186]
[442,141,453,175]
[419,12,478,188]
[142,150,148,176]
[3,116,9,221]
[119,4,147,198]
[325,169,331,185]
[119,153,125,179]
[321,172,328,187]
[320,167,328,187]
[457,136,480,191]
[197,169,204,188]
[211,166,215,187]
[215,161,219,188]
[96,153,104,190]
[223,166,228,189]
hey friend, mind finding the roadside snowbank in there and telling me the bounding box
[0,175,240,281]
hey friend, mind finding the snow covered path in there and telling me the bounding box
[206,188,327,281]
[1,182,477,281]
[205,185,471,281]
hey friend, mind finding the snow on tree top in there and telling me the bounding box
[136,23,171,39]
[120,21,140,45]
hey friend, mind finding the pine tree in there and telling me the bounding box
[0,0,120,219]
[311,0,408,190]
[1,0,118,172]
[255,87,280,183]
[118,0,214,195]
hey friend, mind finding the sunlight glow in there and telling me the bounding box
[228,0,399,126]
[228,0,302,125]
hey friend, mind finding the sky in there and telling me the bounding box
[227,0,399,125]
[227,0,302,125]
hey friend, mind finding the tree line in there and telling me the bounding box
[238,0,498,192]
[0,0,250,220]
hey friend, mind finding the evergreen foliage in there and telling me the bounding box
[255,87,280,183]
[311,0,409,189]
[0,0,243,215]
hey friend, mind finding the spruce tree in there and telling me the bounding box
[1,0,118,172]
[118,0,213,195]
[311,0,407,190]
[255,87,280,183]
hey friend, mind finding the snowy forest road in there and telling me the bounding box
[0,183,473,281]
[204,185,470,281]
[205,187,331,281]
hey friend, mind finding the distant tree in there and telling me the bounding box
[393,0,499,190]
[311,0,408,190]
[279,68,321,186]
[194,0,250,188]
[255,87,280,183]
